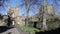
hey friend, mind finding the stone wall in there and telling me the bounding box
[0,15,8,26]
[0,14,26,26]
[16,16,26,26]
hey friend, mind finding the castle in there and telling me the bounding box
[8,6,25,26]
[0,5,56,27]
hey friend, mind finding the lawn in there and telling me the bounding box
[16,25,40,34]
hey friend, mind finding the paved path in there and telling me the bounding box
[1,28,20,34]
[0,26,27,34]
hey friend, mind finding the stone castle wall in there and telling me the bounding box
[8,6,25,26]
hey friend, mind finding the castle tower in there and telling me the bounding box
[46,5,55,15]
[39,5,55,15]
[8,6,19,18]
[8,6,19,26]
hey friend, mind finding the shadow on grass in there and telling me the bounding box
[0,26,14,33]
[35,27,60,34]
[36,28,60,34]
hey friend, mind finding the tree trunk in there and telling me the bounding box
[25,0,29,26]
[42,0,48,30]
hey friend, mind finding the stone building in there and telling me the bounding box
[46,5,55,15]
[39,5,55,15]
[17,16,26,26]
[0,14,8,26]
[8,6,19,25]
[8,6,26,26]
[30,5,55,28]
[8,6,19,18]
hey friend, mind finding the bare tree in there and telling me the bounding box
[0,0,9,12]
[24,0,39,26]
[54,0,60,15]
[42,0,48,30]
[18,0,41,26]
[24,0,29,26]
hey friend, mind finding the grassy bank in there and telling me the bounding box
[16,25,40,34]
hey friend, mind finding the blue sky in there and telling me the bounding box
[0,0,60,16]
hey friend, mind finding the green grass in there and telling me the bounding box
[16,25,40,34]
